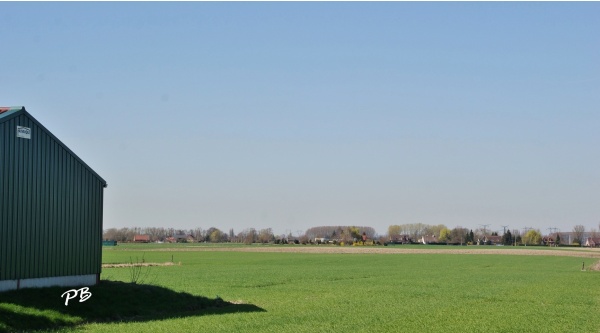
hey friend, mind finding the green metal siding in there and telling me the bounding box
[0,111,105,281]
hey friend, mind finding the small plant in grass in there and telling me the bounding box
[129,253,152,284]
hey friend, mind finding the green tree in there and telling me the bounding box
[349,226,362,240]
[466,230,475,243]
[555,233,561,246]
[502,230,513,246]
[438,228,451,243]
[209,229,223,243]
[522,229,542,245]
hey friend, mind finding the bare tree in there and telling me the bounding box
[572,225,586,246]
[103,228,118,241]
[238,228,257,244]
[258,228,274,243]
[450,227,468,244]
[388,225,402,240]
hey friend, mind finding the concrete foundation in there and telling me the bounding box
[0,274,98,292]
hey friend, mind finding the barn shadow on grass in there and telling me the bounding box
[0,280,265,332]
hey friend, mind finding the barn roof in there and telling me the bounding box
[0,106,107,187]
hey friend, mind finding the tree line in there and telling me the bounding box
[103,223,599,246]
[103,227,277,244]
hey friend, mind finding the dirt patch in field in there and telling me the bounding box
[144,246,600,258]
[102,262,179,268]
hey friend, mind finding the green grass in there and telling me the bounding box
[1,245,599,332]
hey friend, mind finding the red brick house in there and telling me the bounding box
[133,235,150,243]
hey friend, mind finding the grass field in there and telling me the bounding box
[2,244,600,332]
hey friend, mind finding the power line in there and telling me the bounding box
[479,224,490,236]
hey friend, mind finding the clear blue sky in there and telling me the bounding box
[2,2,599,236]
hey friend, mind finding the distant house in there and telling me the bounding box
[486,235,502,245]
[133,235,150,243]
[584,237,600,248]
[542,236,555,247]
[173,234,195,243]
[390,235,411,244]
[420,235,437,244]
[553,232,598,245]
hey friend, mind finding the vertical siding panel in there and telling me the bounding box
[27,117,34,278]
[0,122,5,280]
[65,146,72,276]
[0,122,3,280]
[7,123,14,279]
[14,117,21,278]
[88,176,94,274]
[77,169,83,274]
[98,181,103,271]
[46,137,53,279]
[69,153,74,276]
[41,129,52,275]
[11,120,17,279]
[68,155,75,275]
[35,127,43,279]
[77,169,82,274]
[34,122,42,278]
[82,173,89,274]
[27,117,35,278]
[24,118,31,278]
[84,171,90,273]
[47,139,53,278]
[59,145,66,276]
[73,159,78,275]
[50,140,58,278]
[3,121,10,279]
[51,139,58,278]
[64,150,70,276]
[59,143,65,277]
[7,121,14,279]
[11,119,19,279]
[93,181,100,272]
[29,120,36,278]
[88,175,94,274]
[90,178,97,274]
[16,117,24,279]
[90,175,96,274]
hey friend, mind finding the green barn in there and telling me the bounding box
[0,106,107,292]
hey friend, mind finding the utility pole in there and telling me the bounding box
[547,227,559,246]
[501,225,509,234]
[479,224,490,236]
[478,224,490,245]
